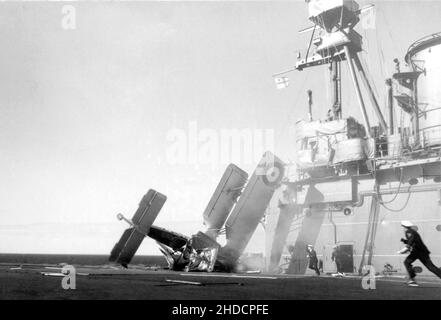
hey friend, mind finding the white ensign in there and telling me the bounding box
[274,77,289,89]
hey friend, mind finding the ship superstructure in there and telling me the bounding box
[268,0,441,276]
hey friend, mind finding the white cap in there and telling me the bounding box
[401,220,414,228]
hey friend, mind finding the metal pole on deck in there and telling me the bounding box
[386,78,394,135]
[344,46,371,137]
[353,52,388,134]
[331,60,342,120]
[307,89,313,122]
[338,61,342,118]
[413,80,420,147]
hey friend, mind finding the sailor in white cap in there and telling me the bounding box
[399,220,441,286]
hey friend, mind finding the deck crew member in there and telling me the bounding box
[332,245,345,277]
[399,221,441,286]
[306,244,320,276]
[285,245,296,274]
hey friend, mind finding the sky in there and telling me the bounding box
[0,0,440,254]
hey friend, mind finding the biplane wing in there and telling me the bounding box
[202,164,248,240]
[218,152,285,269]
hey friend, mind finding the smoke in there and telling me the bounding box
[238,253,265,272]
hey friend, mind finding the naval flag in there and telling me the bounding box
[274,76,289,89]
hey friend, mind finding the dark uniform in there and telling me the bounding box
[332,246,344,274]
[402,228,441,280]
[306,246,320,275]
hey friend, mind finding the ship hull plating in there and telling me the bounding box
[269,175,441,277]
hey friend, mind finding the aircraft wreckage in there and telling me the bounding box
[109,152,285,272]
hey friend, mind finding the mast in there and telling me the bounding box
[292,1,387,136]
[344,46,372,136]
[331,60,342,120]
[386,78,394,135]
[307,89,313,121]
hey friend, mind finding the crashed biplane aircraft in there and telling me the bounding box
[109,152,285,272]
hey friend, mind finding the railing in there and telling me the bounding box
[420,125,441,148]
[405,32,441,63]
[374,126,441,161]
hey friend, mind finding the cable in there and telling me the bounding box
[377,167,403,205]
[380,187,412,212]
[274,72,311,145]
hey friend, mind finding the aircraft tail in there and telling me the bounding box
[109,190,167,266]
